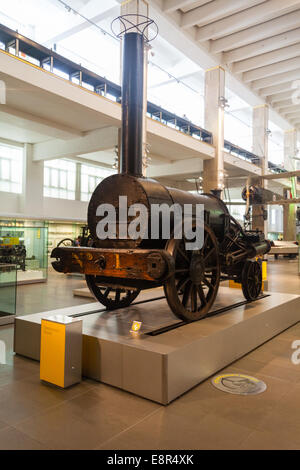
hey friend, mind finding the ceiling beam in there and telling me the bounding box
[181,0,263,30]
[278,105,300,113]
[44,5,119,46]
[224,28,300,64]
[33,127,118,162]
[274,100,297,110]
[162,0,201,13]
[210,10,300,53]
[252,68,300,90]
[263,170,300,180]
[269,90,295,104]
[243,57,300,83]
[259,81,297,97]
[196,0,300,42]
[0,105,83,140]
[148,157,203,178]
[233,43,300,74]
[283,111,300,118]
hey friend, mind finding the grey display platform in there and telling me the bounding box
[14,287,300,405]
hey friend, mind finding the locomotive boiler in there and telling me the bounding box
[51,15,271,322]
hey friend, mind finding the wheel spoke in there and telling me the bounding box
[177,246,189,263]
[175,268,189,274]
[201,232,209,253]
[197,284,207,305]
[115,290,120,303]
[176,277,190,293]
[204,247,216,262]
[191,285,198,312]
[104,287,111,298]
[203,277,212,289]
[182,281,192,307]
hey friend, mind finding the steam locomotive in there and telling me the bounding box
[51,18,271,322]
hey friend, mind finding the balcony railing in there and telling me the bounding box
[0,23,288,175]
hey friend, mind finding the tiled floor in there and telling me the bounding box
[0,259,300,449]
[15,268,94,316]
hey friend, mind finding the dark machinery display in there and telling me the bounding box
[0,244,26,271]
[51,15,271,322]
[56,226,93,249]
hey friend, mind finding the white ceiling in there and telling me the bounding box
[152,0,300,130]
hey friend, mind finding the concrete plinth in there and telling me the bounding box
[14,287,300,404]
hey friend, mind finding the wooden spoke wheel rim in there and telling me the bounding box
[85,275,140,310]
[241,260,262,301]
[164,224,220,322]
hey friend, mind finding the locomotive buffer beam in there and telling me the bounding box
[51,246,174,283]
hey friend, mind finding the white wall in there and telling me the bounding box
[0,144,88,222]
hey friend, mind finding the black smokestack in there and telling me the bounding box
[121,32,144,177]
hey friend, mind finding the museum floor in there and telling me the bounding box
[0,258,300,450]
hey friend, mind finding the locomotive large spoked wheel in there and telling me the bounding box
[85,275,140,310]
[164,225,220,322]
[241,260,262,301]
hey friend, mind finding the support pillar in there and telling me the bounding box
[75,162,81,201]
[203,66,225,194]
[283,128,297,240]
[20,144,44,217]
[120,0,149,177]
[251,104,269,235]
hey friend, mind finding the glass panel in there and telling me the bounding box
[59,170,67,189]
[44,159,76,200]
[0,224,48,284]
[51,168,58,186]
[0,144,23,193]
[1,159,10,180]
[80,164,116,201]
[0,263,17,317]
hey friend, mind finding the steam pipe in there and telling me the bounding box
[121,32,145,177]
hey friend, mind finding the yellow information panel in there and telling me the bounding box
[0,237,19,246]
[40,319,66,388]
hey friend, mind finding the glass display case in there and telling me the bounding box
[0,221,48,284]
[0,263,17,323]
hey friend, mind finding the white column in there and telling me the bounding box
[283,128,297,240]
[203,66,225,194]
[75,162,81,201]
[20,143,44,217]
[284,128,297,171]
[251,104,269,235]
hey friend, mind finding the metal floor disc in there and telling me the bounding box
[211,373,267,395]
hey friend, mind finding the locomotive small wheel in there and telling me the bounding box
[164,224,220,322]
[241,260,262,301]
[85,275,140,310]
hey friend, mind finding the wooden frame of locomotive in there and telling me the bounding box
[51,15,271,322]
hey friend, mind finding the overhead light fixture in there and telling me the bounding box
[219,96,229,109]
[266,128,272,137]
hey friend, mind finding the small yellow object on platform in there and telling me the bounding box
[131,321,142,333]
[40,315,82,388]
